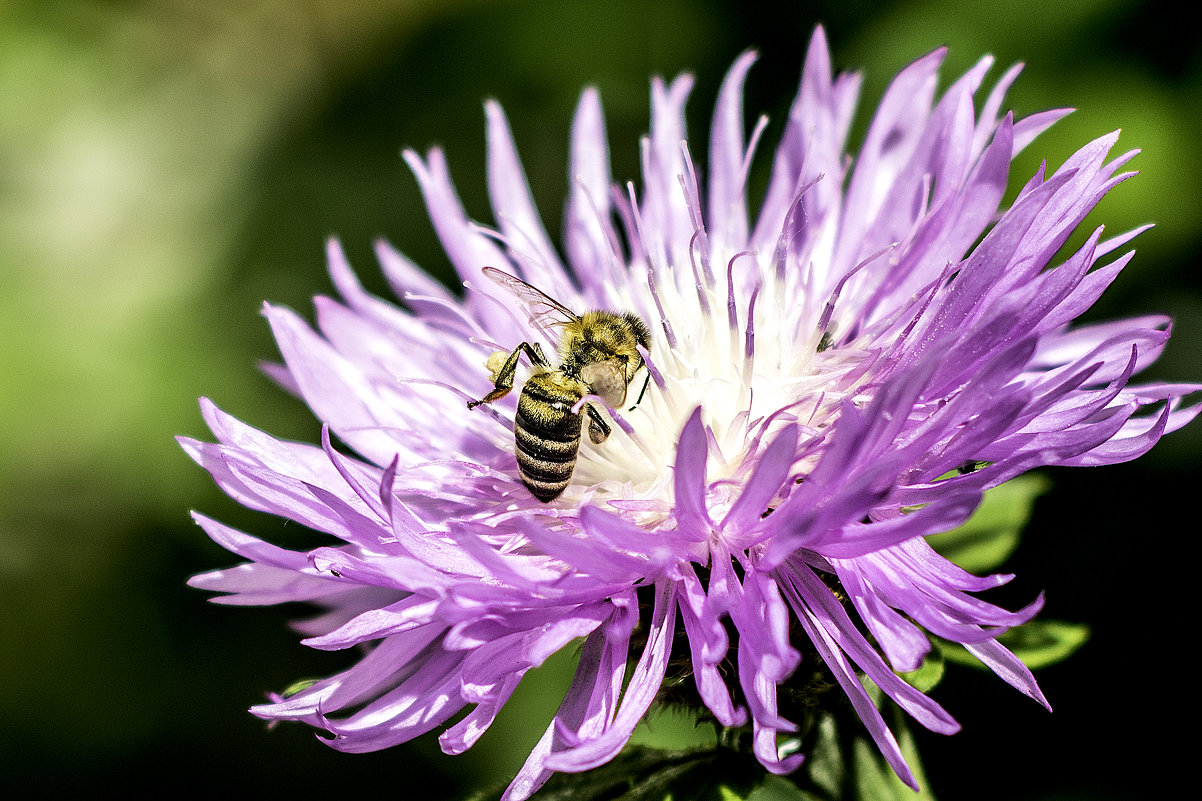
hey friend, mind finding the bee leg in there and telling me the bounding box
[628,372,651,411]
[467,342,549,409]
[584,403,611,445]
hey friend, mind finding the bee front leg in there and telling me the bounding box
[467,342,549,409]
[628,372,651,411]
[584,403,612,444]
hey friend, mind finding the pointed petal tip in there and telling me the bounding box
[732,48,759,68]
[259,299,285,320]
[402,145,444,178]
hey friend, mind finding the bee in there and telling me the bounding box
[467,267,652,502]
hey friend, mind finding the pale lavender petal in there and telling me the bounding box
[722,423,799,538]
[708,49,757,252]
[321,647,467,752]
[301,595,440,651]
[673,407,712,533]
[676,563,745,727]
[543,581,676,772]
[784,561,958,735]
[254,627,445,722]
[565,87,617,292]
[402,147,509,287]
[503,598,637,801]
[440,604,611,754]
[786,575,920,790]
[374,238,455,302]
[964,638,1051,710]
[485,100,570,296]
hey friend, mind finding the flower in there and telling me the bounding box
[185,27,1199,799]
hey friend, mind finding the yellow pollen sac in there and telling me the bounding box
[485,350,509,381]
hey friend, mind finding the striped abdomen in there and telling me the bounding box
[514,372,585,502]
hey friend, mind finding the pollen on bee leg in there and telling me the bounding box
[485,350,509,381]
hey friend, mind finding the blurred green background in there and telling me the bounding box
[2,0,1198,797]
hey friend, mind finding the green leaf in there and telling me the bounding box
[851,713,936,801]
[718,785,748,801]
[629,706,719,751]
[279,678,319,698]
[748,775,826,801]
[939,619,1089,670]
[469,744,765,801]
[927,473,1050,574]
[998,619,1090,669]
[805,714,844,800]
[900,647,944,693]
[893,715,936,801]
[852,738,905,801]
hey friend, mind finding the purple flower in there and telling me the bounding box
[185,28,1199,798]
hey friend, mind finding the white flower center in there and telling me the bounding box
[571,244,873,514]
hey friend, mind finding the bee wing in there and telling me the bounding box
[579,359,628,408]
[481,266,580,329]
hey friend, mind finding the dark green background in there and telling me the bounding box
[2,0,1197,797]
